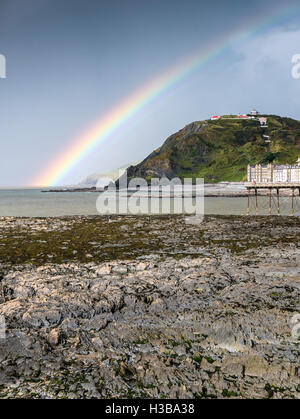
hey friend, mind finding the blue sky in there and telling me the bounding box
[0,0,300,187]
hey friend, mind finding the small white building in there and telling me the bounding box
[251,109,260,116]
[259,117,267,126]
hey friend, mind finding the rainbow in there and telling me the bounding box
[32,3,300,187]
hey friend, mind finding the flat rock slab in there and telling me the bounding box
[0,215,299,399]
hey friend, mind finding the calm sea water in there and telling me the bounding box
[0,188,296,217]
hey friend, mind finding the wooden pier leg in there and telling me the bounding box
[277,188,280,215]
[247,188,250,215]
[291,188,295,216]
[269,188,272,216]
[255,188,258,215]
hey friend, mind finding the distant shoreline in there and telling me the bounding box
[42,187,100,193]
[41,182,298,197]
[41,189,249,197]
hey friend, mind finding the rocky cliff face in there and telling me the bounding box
[122,115,300,183]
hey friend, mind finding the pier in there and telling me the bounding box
[246,183,300,216]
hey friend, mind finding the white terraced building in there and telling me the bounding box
[247,158,300,183]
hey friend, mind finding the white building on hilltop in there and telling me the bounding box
[247,158,300,183]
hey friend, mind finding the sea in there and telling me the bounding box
[1,188,297,217]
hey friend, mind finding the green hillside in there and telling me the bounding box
[125,114,300,183]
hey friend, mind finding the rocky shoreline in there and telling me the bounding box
[0,215,299,399]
